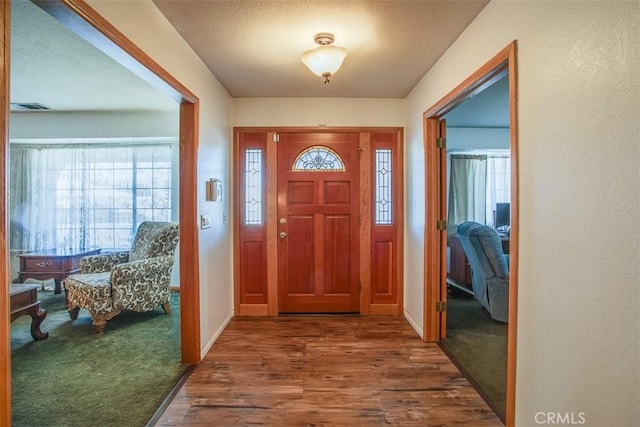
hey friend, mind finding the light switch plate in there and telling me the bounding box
[200,214,211,229]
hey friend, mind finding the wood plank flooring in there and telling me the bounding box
[154,316,502,426]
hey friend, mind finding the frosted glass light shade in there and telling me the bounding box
[301,44,347,77]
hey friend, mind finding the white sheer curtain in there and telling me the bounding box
[447,154,487,229]
[485,156,511,227]
[10,146,60,251]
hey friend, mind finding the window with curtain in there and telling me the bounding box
[447,152,510,230]
[9,142,177,270]
[485,155,511,226]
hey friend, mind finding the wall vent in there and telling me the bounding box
[10,103,50,111]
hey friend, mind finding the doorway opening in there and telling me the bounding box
[422,41,519,426]
[441,72,511,421]
[1,0,201,423]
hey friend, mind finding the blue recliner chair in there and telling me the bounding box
[456,221,509,323]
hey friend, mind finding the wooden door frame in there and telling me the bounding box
[2,1,202,423]
[422,41,519,426]
[233,127,403,317]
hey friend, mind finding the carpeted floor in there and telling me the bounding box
[10,284,185,427]
[440,290,508,421]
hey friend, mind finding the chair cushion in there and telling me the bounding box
[65,272,112,300]
[469,226,509,277]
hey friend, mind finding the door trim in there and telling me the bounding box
[234,127,403,317]
[421,41,519,426]
[1,1,203,421]
[1,1,12,424]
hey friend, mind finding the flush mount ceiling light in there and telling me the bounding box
[301,33,347,84]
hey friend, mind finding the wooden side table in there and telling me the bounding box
[17,248,101,294]
[10,283,48,341]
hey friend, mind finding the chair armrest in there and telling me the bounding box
[80,251,130,273]
[110,255,175,302]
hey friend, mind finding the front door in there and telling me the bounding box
[277,132,360,313]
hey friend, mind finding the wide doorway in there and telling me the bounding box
[234,128,403,316]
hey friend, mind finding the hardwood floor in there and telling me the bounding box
[154,316,502,426]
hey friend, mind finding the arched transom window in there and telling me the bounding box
[292,145,345,171]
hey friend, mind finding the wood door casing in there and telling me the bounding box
[422,42,518,426]
[277,133,360,313]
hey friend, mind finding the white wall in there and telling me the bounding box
[87,0,234,357]
[233,97,404,127]
[405,1,639,426]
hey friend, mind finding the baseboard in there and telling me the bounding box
[200,310,234,359]
[404,309,423,339]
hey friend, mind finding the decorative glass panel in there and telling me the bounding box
[292,145,345,171]
[245,148,263,225]
[375,149,392,225]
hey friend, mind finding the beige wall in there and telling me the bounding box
[405,1,639,426]
[233,97,404,127]
[87,0,234,357]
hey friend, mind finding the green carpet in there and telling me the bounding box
[11,287,186,427]
[440,290,508,421]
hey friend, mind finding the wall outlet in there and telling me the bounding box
[200,214,211,229]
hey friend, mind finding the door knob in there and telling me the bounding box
[279,232,287,239]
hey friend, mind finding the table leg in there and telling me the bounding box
[30,307,49,341]
[54,278,62,294]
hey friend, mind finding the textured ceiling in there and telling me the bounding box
[9,0,508,127]
[10,0,177,112]
[152,0,489,98]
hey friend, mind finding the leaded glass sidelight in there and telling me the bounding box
[292,145,345,171]
[375,149,392,225]
[245,148,263,225]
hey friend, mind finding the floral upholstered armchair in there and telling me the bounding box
[64,221,179,334]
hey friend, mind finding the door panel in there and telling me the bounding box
[286,214,315,294]
[288,182,314,204]
[323,214,352,294]
[278,132,360,313]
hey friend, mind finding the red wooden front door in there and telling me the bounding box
[277,132,360,313]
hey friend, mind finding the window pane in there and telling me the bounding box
[137,168,153,188]
[46,144,175,250]
[375,149,392,225]
[292,145,345,171]
[245,148,263,225]
[137,208,155,223]
[153,169,171,188]
[136,189,154,208]
[114,229,133,249]
[114,189,133,208]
